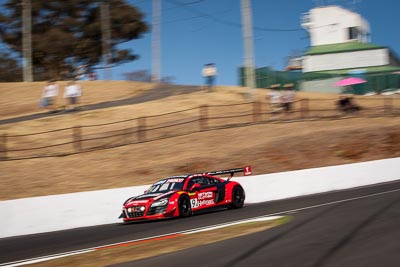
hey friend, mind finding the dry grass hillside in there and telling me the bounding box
[0,81,399,200]
[0,81,154,120]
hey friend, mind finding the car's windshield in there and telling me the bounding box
[145,177,185,194]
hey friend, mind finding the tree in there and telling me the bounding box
[0,0,148,81]
[0,51,22,82]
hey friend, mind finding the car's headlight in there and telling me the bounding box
[127,206,145,212]
[151,198,169,207]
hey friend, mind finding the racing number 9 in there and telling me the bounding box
[191,198,199,208]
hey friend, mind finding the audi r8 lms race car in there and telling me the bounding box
[119,166,252,222]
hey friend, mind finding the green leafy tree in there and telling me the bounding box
[0,0,148,81]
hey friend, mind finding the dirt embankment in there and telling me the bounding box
[0,82,399,200]
[1,116,399,200]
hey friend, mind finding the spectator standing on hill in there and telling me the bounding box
[64,81,82,111]
[88,72,97,81]
[337,95,361,114]
[202,63,217,92]
[40,80,59,113]
[267,88,282,113]
[282,84,296,112]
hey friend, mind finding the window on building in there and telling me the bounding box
[348,27,359,40]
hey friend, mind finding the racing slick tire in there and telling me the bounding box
[229,185,245,209]
[178,194,192,217]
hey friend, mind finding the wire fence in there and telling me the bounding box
[1,96,399,161]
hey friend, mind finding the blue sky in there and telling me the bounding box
[113,0,400,86]
[1,0,399,85]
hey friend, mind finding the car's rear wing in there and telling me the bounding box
[206,166,252,181]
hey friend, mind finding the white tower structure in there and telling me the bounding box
[301,5,370,47]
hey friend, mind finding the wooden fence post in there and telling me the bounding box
[0,134,7,160]
[253,101,261,122]
[301,98,309,118]
[199,105,208,131]
[137,117,146,142]
[73,126,82,152]
[125,127,132,144]
[384,97,393,115]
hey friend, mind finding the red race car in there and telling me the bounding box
[119,166,252,222]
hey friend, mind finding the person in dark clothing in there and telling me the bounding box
[337,96,361,113]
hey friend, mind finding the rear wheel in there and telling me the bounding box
[229,186,245,209]
[178,195,192,217]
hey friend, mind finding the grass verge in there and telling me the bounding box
[29,216,290,267]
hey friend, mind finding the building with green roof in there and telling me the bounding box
[298,5,400,94]
[242,5,400,94]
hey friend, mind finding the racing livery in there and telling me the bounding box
[119,166,252,222]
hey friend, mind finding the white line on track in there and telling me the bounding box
[2,187,400,267]
[0,250,94,267]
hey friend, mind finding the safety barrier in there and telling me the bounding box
[0,157,399,238]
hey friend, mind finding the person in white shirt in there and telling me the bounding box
[202,63,217,92]
[64,80,82,110]
[282,84,296,112]
[267,89,282,113]
[41,81,59,112]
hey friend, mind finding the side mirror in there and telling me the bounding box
[190,183,201,192]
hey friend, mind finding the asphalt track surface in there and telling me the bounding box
[0,84,203,125]
[1,180,400,266]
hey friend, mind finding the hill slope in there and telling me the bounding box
[0,82,399,200]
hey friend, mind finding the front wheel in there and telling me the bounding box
[178,195,192,217]
[229,186,245,209]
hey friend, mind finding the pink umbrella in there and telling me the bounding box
[334,77,367,87]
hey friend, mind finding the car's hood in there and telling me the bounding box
[124,191,176,207]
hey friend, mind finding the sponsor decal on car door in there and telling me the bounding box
[190,190,216,210]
